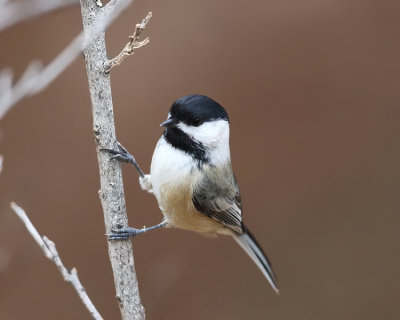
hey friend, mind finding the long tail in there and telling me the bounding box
[233,225,279,294]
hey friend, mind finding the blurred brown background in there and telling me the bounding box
[1,0,400,319]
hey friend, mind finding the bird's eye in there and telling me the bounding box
[192,118,202,126]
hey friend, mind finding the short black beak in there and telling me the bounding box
[160,118,178,128]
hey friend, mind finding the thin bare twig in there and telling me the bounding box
[104,11,152,73]
[0,0,132,120]
[0,0,79,31]
[10,202,103,320]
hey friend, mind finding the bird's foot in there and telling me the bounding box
[107,222,168,240]
[100,141,145,177]
[100,141,135,164]
[107,227,144,240]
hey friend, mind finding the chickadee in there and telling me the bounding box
[105,94,278,293]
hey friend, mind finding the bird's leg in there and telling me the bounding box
[100,141,145,178]
[101,140,158,239]
[107,221,168,240]
[101,141,153,193]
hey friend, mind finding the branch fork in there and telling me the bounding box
[104,12,152,73]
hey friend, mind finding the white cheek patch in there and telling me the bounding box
[178,119,231,165]
[178,120,229,148]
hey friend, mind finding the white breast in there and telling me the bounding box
[150,136,195,204]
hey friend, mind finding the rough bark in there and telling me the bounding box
[79,1,145,319]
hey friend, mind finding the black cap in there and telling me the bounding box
[169,94,229,127]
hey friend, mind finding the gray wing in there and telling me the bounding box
[192,165,243,234]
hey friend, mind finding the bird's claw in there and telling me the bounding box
[107,227,142,240]
[100,141,135,164]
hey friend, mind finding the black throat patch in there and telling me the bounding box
[163,127,208,165]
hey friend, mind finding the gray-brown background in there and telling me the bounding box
[1,0,399,319]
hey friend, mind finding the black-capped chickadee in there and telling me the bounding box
[105,94,278,293]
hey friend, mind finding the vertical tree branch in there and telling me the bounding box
[79,1,145,319]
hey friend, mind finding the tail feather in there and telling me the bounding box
[233,226,279,294]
